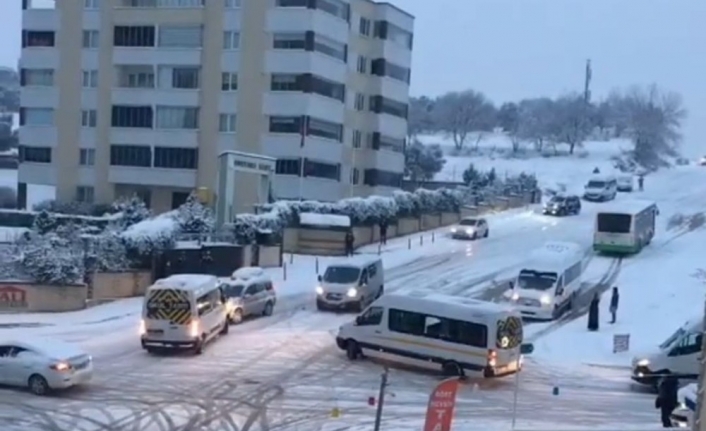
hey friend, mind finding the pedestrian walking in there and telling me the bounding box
[656,374,679,427]
[609,286,619,324]
[593,167,600,174]
[379,220,388,246]
[638,175,644,191]
[587,293,600,331]
[344,229,355,257]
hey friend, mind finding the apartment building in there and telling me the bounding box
[18,0,413,214]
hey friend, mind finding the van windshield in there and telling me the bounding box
[660,327,686,350]
[222,284,244,298]
[517,270,557,291]
[323,266,360,284]
[587,180,605,188]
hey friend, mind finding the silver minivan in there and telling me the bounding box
[316,257,384,311]
[221,267,277,324]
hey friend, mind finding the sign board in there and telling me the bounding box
[0,285,27,309]
[613,333,630,353]
[423,378,460,431]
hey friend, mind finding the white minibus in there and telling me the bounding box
[631,317,701,388]
[593,200,658,255]
[316,257,384,312]
[505,241,584,320]
[336,292,533,378]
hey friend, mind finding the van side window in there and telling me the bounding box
[672,333,702,356]
[389,309,425,335]
[196,293,213,316]
[360,269,369,284]
[358,306,383,326]
[368,263,377,278]
[388,309,488,348]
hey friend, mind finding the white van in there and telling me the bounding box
[316,257,384,311]
[631,317,702,387]
[617,175,634,192]
[140,274,229,354]
[336,292,533,378]
[583,174,618,201]
[505,241,584,320]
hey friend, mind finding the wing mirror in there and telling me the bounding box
[317,275,322,282]
[520,343,534,355]
[355,316,362,325]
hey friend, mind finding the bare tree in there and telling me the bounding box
[408,96,436,140]
[547,94,590,154]
[433,90,494,150]
[516,98,556,153]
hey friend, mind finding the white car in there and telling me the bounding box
[699,156,706,166]
[671,383,696,427]
[0,338,93,395]
[450,217,489,240]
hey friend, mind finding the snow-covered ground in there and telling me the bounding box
[0,169,55,209]
[0,156,704,429]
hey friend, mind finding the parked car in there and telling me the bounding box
[583,175,617,202]
[0,338,93,395]
[542,195,581,216]
[221,267,276,324]
[450,217,489,240]
[699,156,706,166]
[617,175,634,192]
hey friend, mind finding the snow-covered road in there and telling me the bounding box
[2,165,704,431]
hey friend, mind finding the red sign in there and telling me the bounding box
[0,285,27,309]
[423,378,460,431]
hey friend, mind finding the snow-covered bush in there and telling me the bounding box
[175,194,215,235]
[87,230,129,272]
[112,195,151,230]
[393,190,420,217]
[32,210,58,234]
[33,199,114,217]
[20,232,84,285]
[120,211,178,256]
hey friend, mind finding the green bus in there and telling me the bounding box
[593,200,658,254]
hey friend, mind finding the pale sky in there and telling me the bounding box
[3,0,704,155]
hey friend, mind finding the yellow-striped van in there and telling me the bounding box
[140,274,229,355]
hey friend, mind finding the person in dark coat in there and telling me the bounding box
[344,230,355,257]
[656,374,679,427]
[379,220,388,246]
[593,167,600,174]
[587,293,600,331]
[638,175,644,191]
[609,286,619,324]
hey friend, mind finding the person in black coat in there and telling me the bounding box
[379,220,388,245]
[656,374,679,427]
[609,286,619,324]
[344,230,355,257]
[587,293,600,331]
[638,175,645,191]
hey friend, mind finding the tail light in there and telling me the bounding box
[50,362,72,372]
[189,320,200,337]
[487,349,497,367]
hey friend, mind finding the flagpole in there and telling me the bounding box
[299,115,306,200]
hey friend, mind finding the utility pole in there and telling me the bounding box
[691,297,706,431]
[583,59,592,104]
[373,368,389,431]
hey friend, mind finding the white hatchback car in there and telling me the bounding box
[450,217,489,240]
[0,338,93,395]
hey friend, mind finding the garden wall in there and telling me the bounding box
[90,271,152,300]
[0,282,87,312]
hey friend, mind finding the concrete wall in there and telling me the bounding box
[91,271,152,300]
[0,282,86,313]
[258,246,282,268]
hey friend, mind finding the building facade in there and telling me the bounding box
[19,0,413,214]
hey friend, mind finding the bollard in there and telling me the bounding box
[315,257,319,274]
[289,253,294,264]
[283,262,287,281]
[552,386,559,396]
[432,231,435,243]
[408,238,411,249]
[420,235,423,246]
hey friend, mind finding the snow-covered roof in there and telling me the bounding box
[152,274,217,291]
[1,336,87,360]
[526,242,584,271]
[588,174,617,182]
[375,292,517,321]
[326,255,381,269]
[597,199,657,216]
[300,212,351,227]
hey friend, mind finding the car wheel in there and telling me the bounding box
[194,336,205,355]
[346,340,362,360]
[472,232,478,240]
[442,361,465,377]
[483,229,489,238]
[231,309,243,324]
[262,301,274,316]
[220,320,229,335]
[28,374,49,396]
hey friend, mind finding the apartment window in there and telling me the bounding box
[354,93,365,111]
[309,75,345,102]
[110,144,151,167]
[79,148,96,166]
[317,0,349,21]
[269,116,301,134]
[113,26,155,47]
[352,130,362,149]
[76,186,95,203]
[275,158,301,175]
[81,110,97,127]
[171,67,200,89]
[19,146,52,163]
[374,21,413,49]
[20,108,54,126]
[372,132,405,153]
[153,0,204,6]
[83,30,100,48]
[371,59,410,83]
[356,56,367,73]
[303,159,340,181]
[273,32,306,50]
[22,31,55,48]
[156,106,199,129]
[111,105,153,128]
[275,0,306,6]
[270,74,300,91]
[219,114,236,132]
[158,25,203,48]
[312,33,347,62]
[82,70,98,88]
[351,167,359,184]
[364,169,402,187]
[307,117,343,142]
[225,0,242,7]
[20,69,53,87]
[84,0,100,8]
[154,147,198,169]
[369,95,408,119]
[221,72,238,91]
[223,31,240,50]
[119,67,154,88]
[359,17,371,36]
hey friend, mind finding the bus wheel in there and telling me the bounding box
[442,361,464,378]
[346,340,361,360]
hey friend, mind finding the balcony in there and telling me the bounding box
[115,0,204,8]
[115,65,155,89]
[262,133,343,165]
[267,8,348,44]
[265,51,347,84]
[109,166,197,188]
[262,92,344,125]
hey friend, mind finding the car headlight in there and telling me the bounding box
[539,295,551,305]
[511,292,519,301]
[315,286,324,295]
[347,288,358,297]
[637,358,649,367]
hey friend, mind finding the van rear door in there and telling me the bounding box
[145,288,193,340]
